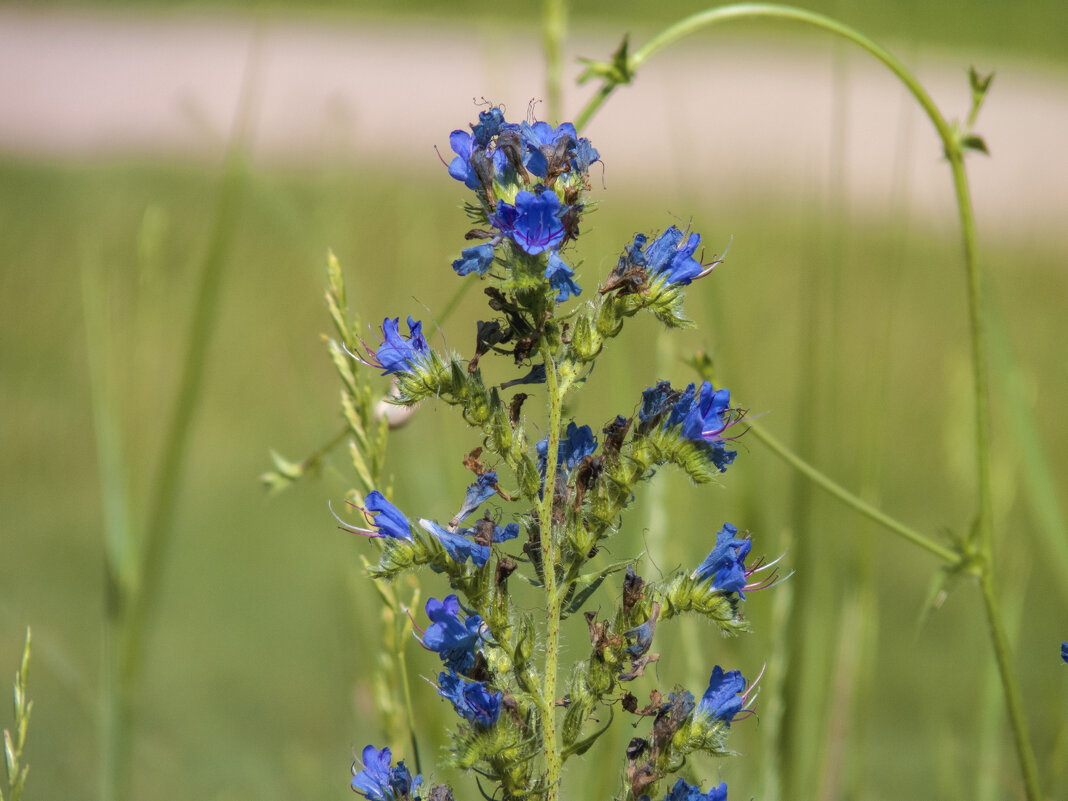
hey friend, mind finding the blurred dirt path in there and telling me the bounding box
[3,5,1067,240]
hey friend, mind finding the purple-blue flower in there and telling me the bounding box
[1062,642,1067,663]
[360,317,431,376]
[437,669,502,727]
[447,128,508,190]
[677,381,741,472]
[692,523,752,597]
[452,472,499,525]
[421,595,485,674]
[362,491,412,540]
[696,666,747,727]
[418,519,490,567]
[351,745,422,801]
[663,778,728,801]
[545,252,582,301]
[491,190,565,255]
[639,380,678,426]
[537,422,597,476]
[519,120,600,177]
[452,243,496,276]
[645,226,704,285]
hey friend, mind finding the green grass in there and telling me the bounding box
[1,152,1066,800]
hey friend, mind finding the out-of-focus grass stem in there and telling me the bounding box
[542,0,567,123]
[94,30,259,801]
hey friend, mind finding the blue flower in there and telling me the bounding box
[639,380,677,425]
[537,422,598,476]
[491,190,565,255]
[678,382,741,472]
[663,778,728,801]
[545,252,582,301]
[471,107,507,146]
[418,519,490,567]
[666,382,697,428]
[363,491,413,540]
[452,243,496,276]
[519,120,600,177]
[645,226,704,285]
[422,595,486,673]
[696,666,747,727]
[1062,642,1068,663]
[692,523,752,597]
[451,472,499,526]
[437,669,502,727]
[494,522,520,542]
[447,129,508,190]
[362,317,431,376]
[351,745,422,801]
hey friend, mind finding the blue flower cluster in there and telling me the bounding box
[640,380,744,472]
[692,523,752,597]
[446,108,599,302]
[351,745,422,801]
[615,226,708,288]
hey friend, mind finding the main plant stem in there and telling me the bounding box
[538,341,564,801]
[574,6,1039,799]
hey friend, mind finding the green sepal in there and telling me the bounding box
[643,425,725,485]
[644,276,694,328]
[655,573,750,636]
[561,706,614,760]
[561,558,632,619]
[570,309,601,362]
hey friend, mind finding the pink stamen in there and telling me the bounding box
[329,500,380,538]
[742,663,766,704]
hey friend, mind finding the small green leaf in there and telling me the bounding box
[561,707,614,759]
[561,559,631,618]
[577,35,633,87]
[960,135,990,156]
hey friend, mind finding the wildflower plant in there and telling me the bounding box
[332,107,771,801]
[257,6,1056,801]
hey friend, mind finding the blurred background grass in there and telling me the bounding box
[2,1,1067,800]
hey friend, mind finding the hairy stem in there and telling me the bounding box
[537,340,564,801]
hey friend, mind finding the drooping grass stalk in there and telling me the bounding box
[537,340,565,801]
[575,9,1040,795]
[748,421,959,564]
[542,0,567,123]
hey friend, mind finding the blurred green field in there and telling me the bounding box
[2,128,1066,801]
